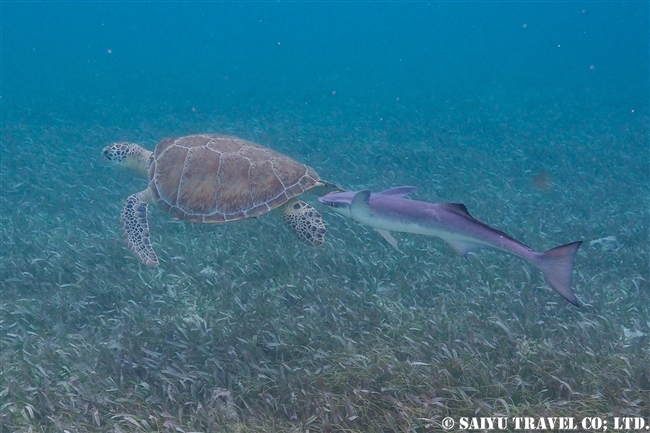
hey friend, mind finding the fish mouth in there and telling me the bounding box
[318,199,348,210]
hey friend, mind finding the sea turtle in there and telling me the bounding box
[102,134,341,266]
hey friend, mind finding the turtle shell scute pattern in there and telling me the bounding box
[148,134,320,223]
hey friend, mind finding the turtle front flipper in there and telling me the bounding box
[121,190,158,266]
[282,199,326,247]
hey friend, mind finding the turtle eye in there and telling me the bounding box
[102,146,126,162]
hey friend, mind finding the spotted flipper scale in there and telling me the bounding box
[282,199,326,247]
[121,191,159,266]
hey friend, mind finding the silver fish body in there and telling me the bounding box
[319,187,582,306]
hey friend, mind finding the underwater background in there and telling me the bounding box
[1,2,648,432]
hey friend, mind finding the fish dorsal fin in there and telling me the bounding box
[440,203,473,218]
[434,203,490,257]
[377,186,418,197]
[351,190,371,206]
[350,190,372,218]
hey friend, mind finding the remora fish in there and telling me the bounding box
[318,186,582,306]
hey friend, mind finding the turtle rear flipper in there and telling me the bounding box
[121,191,159,266]
[282,199,326,247]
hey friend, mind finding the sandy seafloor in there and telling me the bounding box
[1,2,649,432]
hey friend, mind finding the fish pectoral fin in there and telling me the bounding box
[376,229,399,250]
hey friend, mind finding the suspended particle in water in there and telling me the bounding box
[532,170,552,192]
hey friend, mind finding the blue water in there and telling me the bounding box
[4,2,648,126]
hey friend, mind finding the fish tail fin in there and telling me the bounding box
[534,241,582,306]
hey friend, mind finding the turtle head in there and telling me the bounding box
[102,142,152,178]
